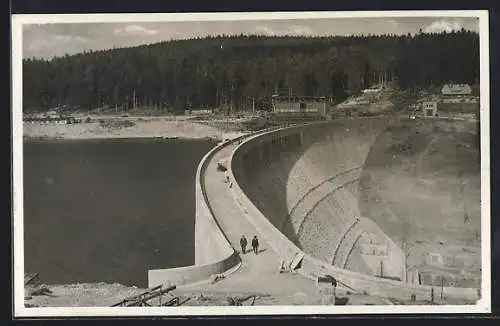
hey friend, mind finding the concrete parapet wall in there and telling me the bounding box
[148,253,239,288]
[194,159,235,266]
[229,129,305,267]
[231,129,305,245]
[148,136,246,288]
[228,166,303,266]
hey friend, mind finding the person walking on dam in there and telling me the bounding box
[240,235,248,254]
[251,235,259,255]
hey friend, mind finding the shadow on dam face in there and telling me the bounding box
[233,131,306,247]
[233,117,481,282]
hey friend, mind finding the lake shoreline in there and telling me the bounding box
[22,117,248,142]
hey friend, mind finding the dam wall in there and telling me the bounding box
[148,138,241,288]
[339,217,406,281]
[229,117,479,302]
[231,117,404,278]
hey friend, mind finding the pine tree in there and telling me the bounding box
[22,32,479,113]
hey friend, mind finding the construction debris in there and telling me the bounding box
[209,273,225,284]
[24,272,41,286]
[24,273,54,299]
[111,284,182,307]
[226,295,258,306]
[27,285,53,297]
[99,119,135,129]
[226,296,242,306]
[316,275,352,305]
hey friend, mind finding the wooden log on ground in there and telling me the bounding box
[111,285,165,306]
[24,273,40,286]
[27,285,53,296]
[177,297,191,306]
[162,297,180,306]
[124,285,177,307]
[128,285,162,301]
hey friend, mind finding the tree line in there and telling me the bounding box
[22,29,479,113]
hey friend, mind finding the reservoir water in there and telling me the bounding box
[23,138,217,288]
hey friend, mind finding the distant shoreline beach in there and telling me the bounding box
[22,116,248,141]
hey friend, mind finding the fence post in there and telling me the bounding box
[441,277,445,301]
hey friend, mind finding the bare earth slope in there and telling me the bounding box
[359,119,481,287]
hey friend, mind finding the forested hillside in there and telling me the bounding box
[22,29,479,113]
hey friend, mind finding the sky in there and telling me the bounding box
[21,16,480,59]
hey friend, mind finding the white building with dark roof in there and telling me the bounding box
[441,84,472,97]
[422,101,438,117]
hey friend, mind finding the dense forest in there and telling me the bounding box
[22,29,479,113]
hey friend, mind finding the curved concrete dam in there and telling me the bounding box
[231,116,481,296]
[148,116,480,303]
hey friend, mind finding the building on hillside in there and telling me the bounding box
[441,84,472,97]
[416,265,480,288]
[271,94,328,117]
[45,110,60,119]
[422,101,438,117]
[337,97,370,108]
[185,109,212,116]
[425,252,445,268]
[362,84,385,94]
[407,268,422,285]
[439,84,479,114]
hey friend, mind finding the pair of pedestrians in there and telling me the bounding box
[224,173,233,188]
[239,235,259,255]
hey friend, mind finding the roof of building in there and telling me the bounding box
[441,84,472,96]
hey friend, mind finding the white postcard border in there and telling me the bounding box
[12,10,491,317]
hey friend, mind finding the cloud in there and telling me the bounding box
[26,35,87,54]
[254,25,277,36]
[423,20,464,33]
[22,18,479,59]
[54,34,88,42]
[287,25,313,36]
[26,39,50,52]
[254,24,314,37]
[113,24,159,36]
